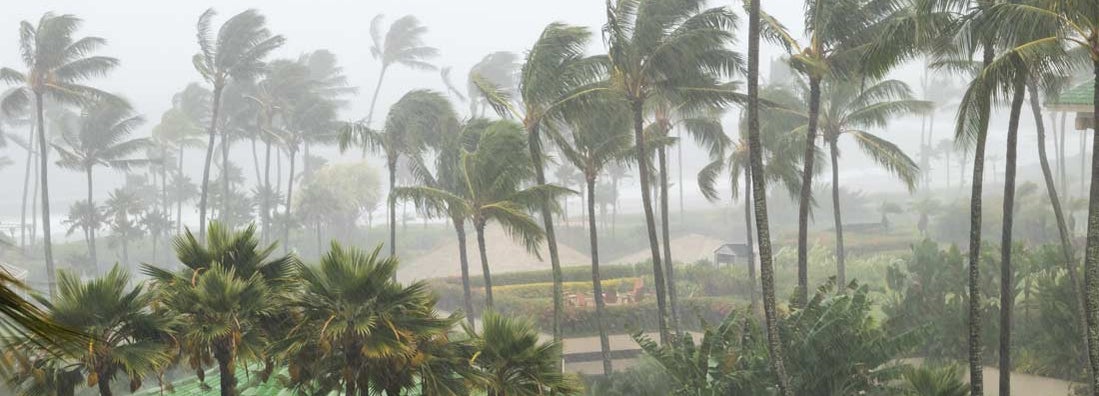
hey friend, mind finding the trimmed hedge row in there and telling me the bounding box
[444,264,647,288]
[492,278,640,299]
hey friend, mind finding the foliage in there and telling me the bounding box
[470,311,580,395]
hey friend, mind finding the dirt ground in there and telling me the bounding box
[610,233,726,265]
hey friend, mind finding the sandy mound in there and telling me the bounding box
[399,223,591,282]
[610,233,726,265]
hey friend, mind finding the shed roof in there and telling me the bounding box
[1048,79,1094,112]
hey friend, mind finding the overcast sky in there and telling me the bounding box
[0,0,1067,227]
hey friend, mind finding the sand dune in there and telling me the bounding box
[398,224,591,282]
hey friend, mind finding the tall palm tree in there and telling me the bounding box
[470,311,579,396]
[340,90,455,259]
[63,200,103,270]
[54,99,147,271]
[395,121,567,307]
[472,22,605,348]
[364,15,438,127]
[0,13,119,298]
[804,79,927,285]
[192,8,284,240]
[142,223,297,396]
[466,51,518,117]
[758,0,894,306]
[38,266,173,396]
[746,0,791,392]
[550,96,632,375]
[982,2,1099,391]
[289,243,456,395]
[603,0,740,342]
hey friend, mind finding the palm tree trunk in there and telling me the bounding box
[1059,112,1068,200]
[475,221,493,307]
[967,42,995,396]
[213,341,236,396]
[199,84,224,240]
[86,167,99,272]
[34,92,56,299]
[585,175,613,375]
[611,175,618,237]
[365,66,388,128]
[176,145,184,236]
[999,70,1026,396]
[387,157,397,258]
[250,137,261,186]
[796,75,822,307]
[1083,61,1099,396]
[658,146,679,332]
[747,1,791,393]
[829,140,846,287]
[283,149,296,251]
[1028,81,1092,388]
[262,139,272,243]
[630,99,670,344]
[455,219,476,326]
[527,123,566,348]
[31,152,38,247]
[96,368,113,396]
[743,165,758,313]
[221,123,231,223]
[20,124,34,253]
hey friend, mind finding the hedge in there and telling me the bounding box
[493,278,640,299]
[443,264,647,288]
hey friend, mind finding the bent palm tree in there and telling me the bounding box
[603,0,740,343]
[192,8,284,239]
[364,15,438,127]
[0,13,119,298]
[395,121,567,307]
[473,21,605,349]
[550,96,632,375]
[54,99,148,271]
[340,90,455,259]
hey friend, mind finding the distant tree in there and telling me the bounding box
[364,15,438,127]
[54,99,148,271]
[104,189,145,270]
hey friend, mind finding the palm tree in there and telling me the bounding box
[289,243,456,395]
[982,2,1099,391]
[192,8,284,239]
[0,272,83,388]
[746,0,792,392]
[62,200,103,271]
[38,266,173,396]
[472,22,605,348]
[550,97,632,375]
[758,0,895,306]
[395,121,566,307]
[364,14,438,127]
[470,311,578,396]
[141,223,296,396]
[466,51,518,117]
[340,90,455,259]
[807,79,926,285]
[54,99,147,271]
[0,13,120,299]
[603,0,739,343]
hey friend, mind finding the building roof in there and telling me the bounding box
[1048,78,1094,112]
[714,243,751,256]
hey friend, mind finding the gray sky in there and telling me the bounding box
[0,0,1064,227]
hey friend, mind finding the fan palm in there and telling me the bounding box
[192,8,284,239]
[141,223,296,396]
[395,121,567,307]
[287,243,458,395]
[340,90,456,259]
[550,96,633,375]
[36,266,173,396]
[470,311,579,396]
[54,99,147,271]
[0,13,120,298]
[472,22,605,348]
[603,0,740,343]
[364,14,438,127]
[745,0,792,392]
